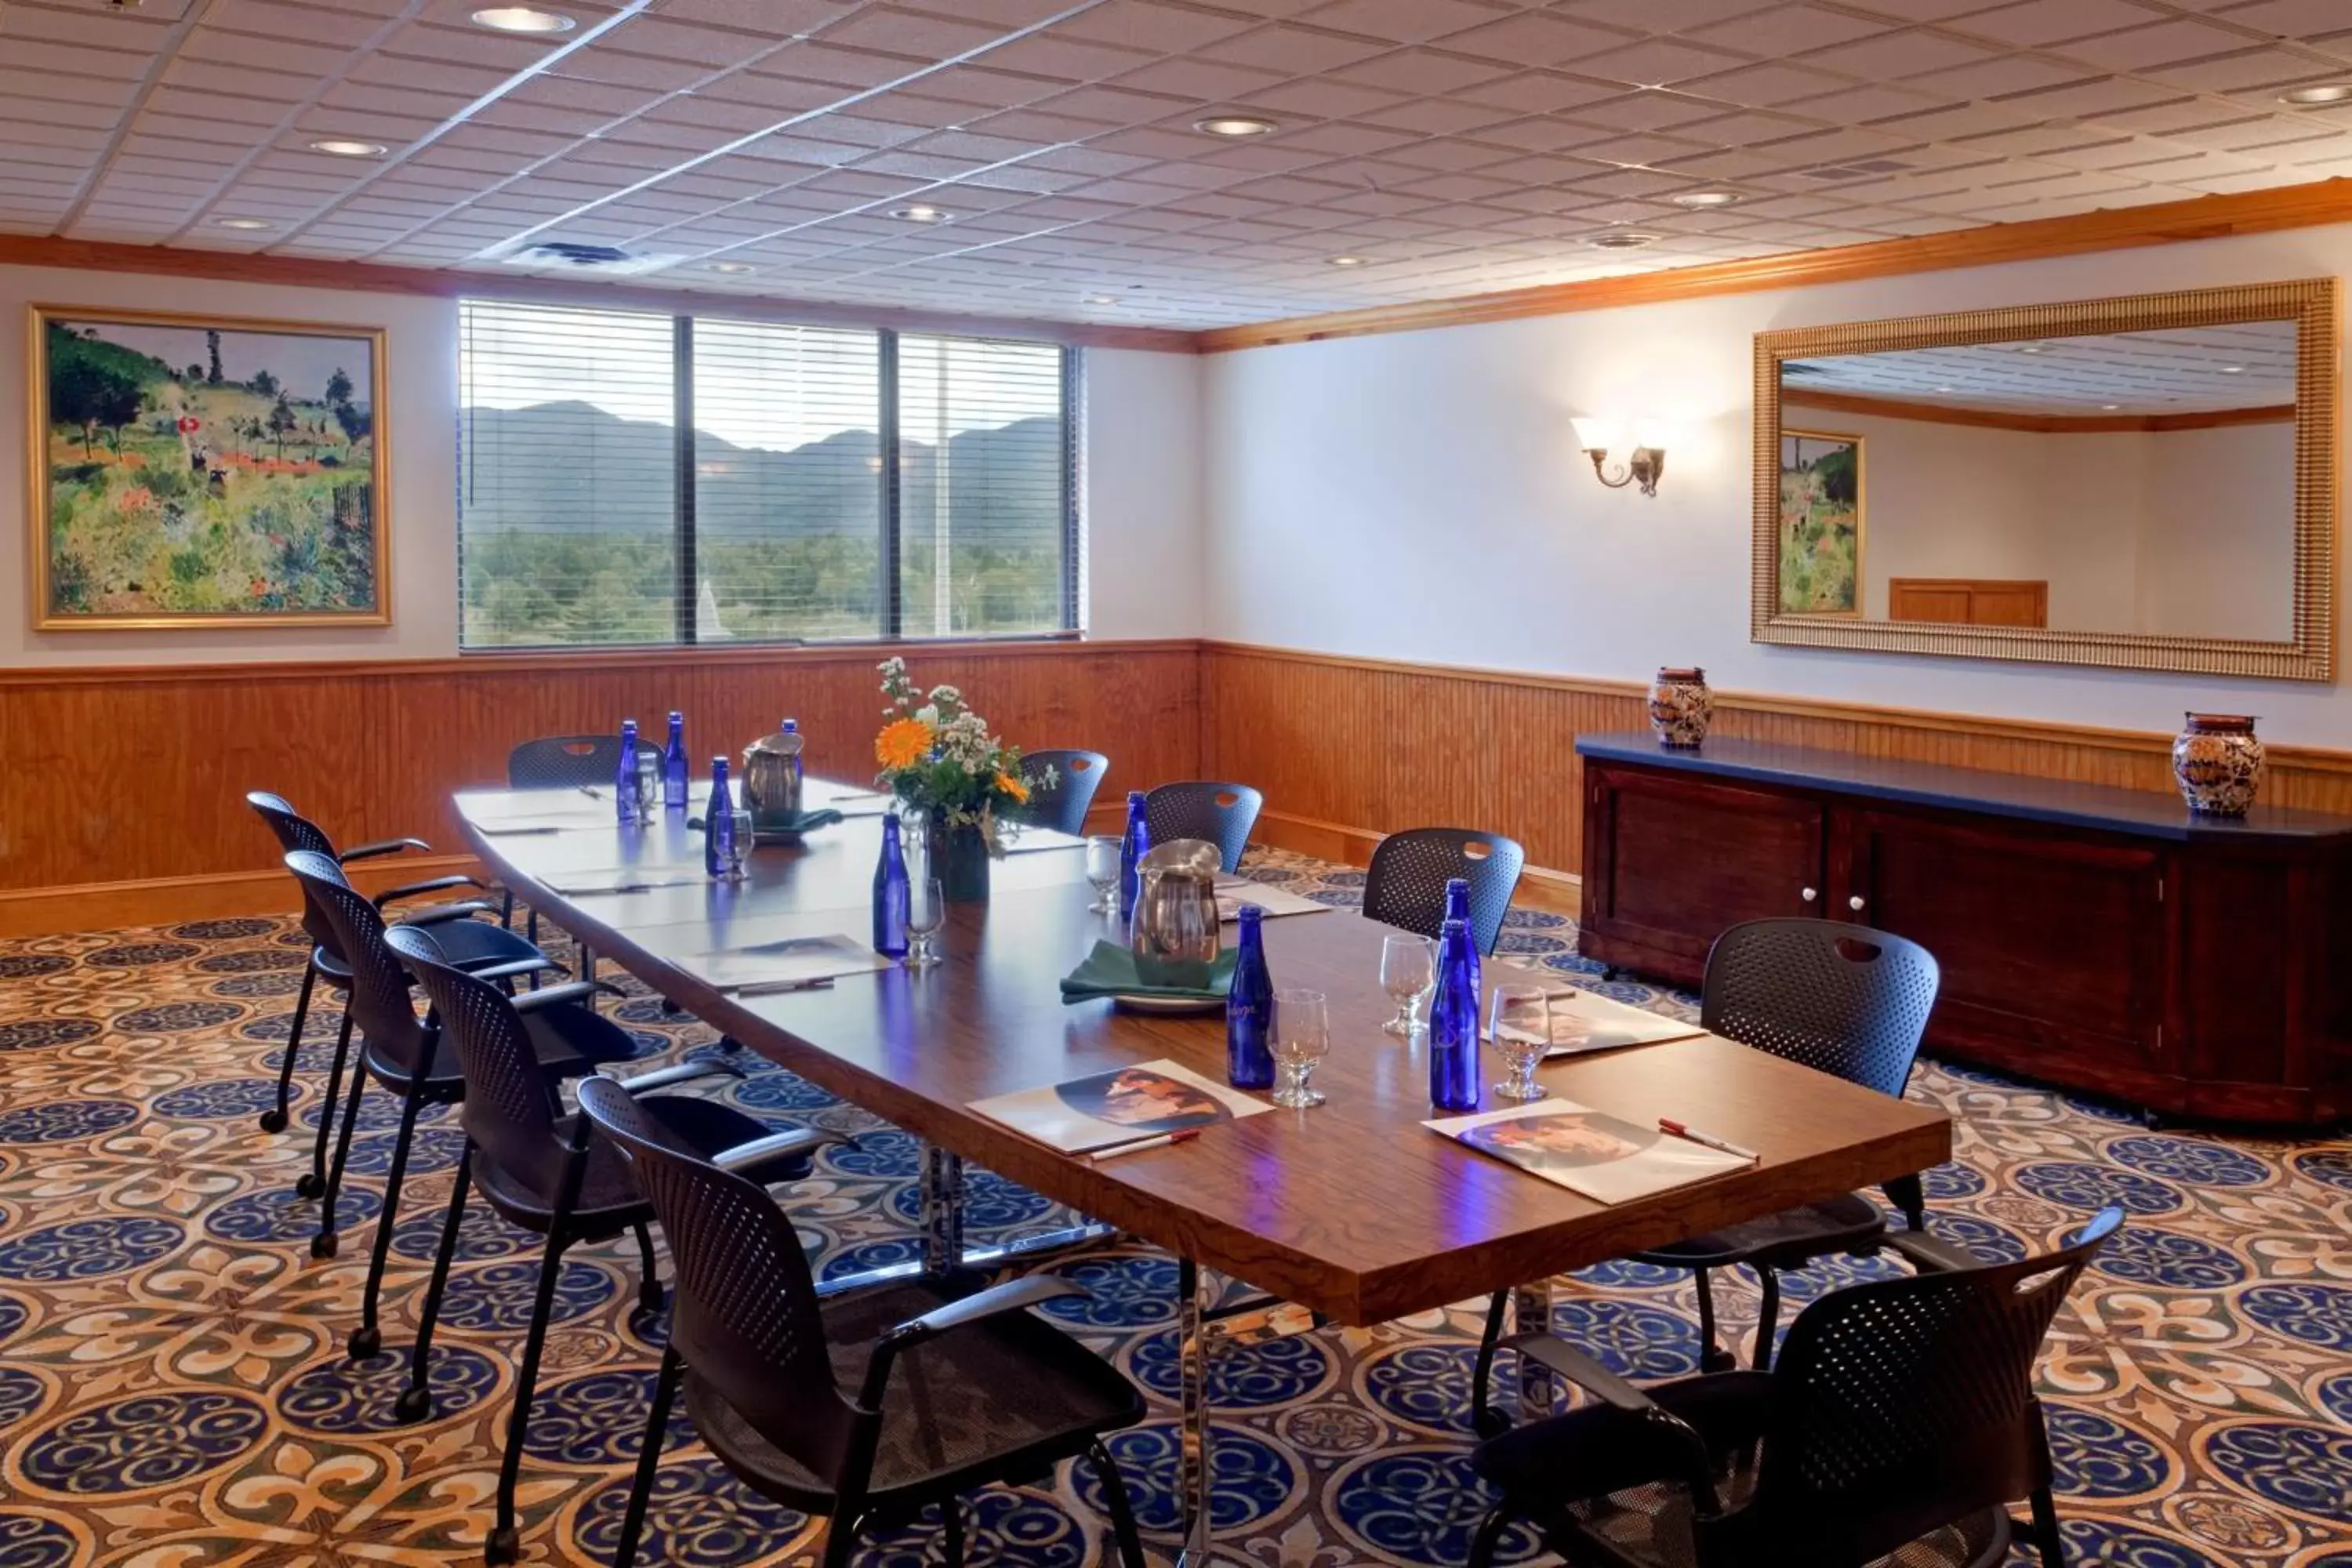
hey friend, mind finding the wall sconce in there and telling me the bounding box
[1572,417,1667,498]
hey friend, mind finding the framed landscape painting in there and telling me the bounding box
[1778,428,1863,616]
[29,306,389,629]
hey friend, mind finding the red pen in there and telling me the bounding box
[1659,1119,1759,1161]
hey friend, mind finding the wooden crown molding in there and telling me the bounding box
[0,234,1200,354]
[1195,180,2352,353]
[1783,386,2296,434]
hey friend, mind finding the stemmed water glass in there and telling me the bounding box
[1489,984,1552,1102]
[1271,988,1329,1109]
[1083,834,1123,913]
[906,877,946,970]
[722,808,756,882]
[1379,934,1437,1036]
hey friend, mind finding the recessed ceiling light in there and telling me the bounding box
[471,5,575,33]
[307,137,387,158]
[1587,230,1662,249]
[1327,255,1367,267]
[890,204,949,223]
[2281,82,2352,105]
[710,261,757,274]
[2102,404,2121,411]
[1670,189,1740,209]
[1933,386,1955,394]
[2221,365,2245,373]
[1083,295,1117,304]
[215,216,274,230]
[1194,114,1277,137]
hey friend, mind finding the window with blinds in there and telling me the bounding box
[456,299,1077,650]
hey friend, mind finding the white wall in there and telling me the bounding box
[1203,224,2352,747]
[0,262,1201,666]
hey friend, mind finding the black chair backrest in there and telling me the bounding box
[1700,919,1939,1099]
[508,735,623,789]
[249,792,342,954]
[1018,749,1109,836]
[390,925,570,1203]
[1143,781,1264,874]
[1750,1206,2123,1564]
[1363,827,1526,956]
[576,1076,857,1484]
[284,850,436,1076]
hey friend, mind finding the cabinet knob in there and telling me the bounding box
[1849,895,1866,913]
[1801,887,1817,903]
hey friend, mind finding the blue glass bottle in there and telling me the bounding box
[705,758,735,878]
[1428,916,1482,1112]
[1226,905,1276,1091]
[615,720,643,825]
[1446,876,1482,993]
[1118,791,1151,918]
[662,712,688,811]
[873,811,910,959]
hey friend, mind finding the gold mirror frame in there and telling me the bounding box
[1752,277,2339,682]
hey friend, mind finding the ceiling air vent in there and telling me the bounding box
[1797,158,1911,182]
[495,240,684,276]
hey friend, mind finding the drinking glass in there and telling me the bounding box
[1379,934,1437,1036]
[637,750,661,817]
[905,877,946,970]
[1271,987,1329,1109]
[722,808,755,882]
[1489,984,1552,1102]
[1083,834,1123,913]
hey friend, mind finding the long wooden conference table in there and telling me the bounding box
[459,776,1951,1565]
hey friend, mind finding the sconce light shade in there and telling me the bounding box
[1573,413,1667,499]
[1571,416,1616,453]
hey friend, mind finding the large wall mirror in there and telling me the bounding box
[1752,278,2339,681]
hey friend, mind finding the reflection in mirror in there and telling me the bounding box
[1777,321,2297,642]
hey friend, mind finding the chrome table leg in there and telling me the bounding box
[919,1142,965,1276]
[1175,1254,1218,1567]
[1513,1279,1556,1423]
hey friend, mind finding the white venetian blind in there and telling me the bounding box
[896,334,1071,638]
[690,318,882,642]
[458,299,677,648]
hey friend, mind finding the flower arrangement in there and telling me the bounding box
[873,656,1042,854]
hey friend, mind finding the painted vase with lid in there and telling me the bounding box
[1649,666,1713,748]
[2172,713,2265,817]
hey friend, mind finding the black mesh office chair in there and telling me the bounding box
[247,792,535,1195]
[576,1075,1152,1568]
[393,927,833,1566]
[1465,1207,2124,1568]
[1473,917,1942,1432]
[284,851,633,1363]
[506,735,625,789]
[1363,827,1526,956]
[1142,780,1264,873]
[1016,749,1109,835]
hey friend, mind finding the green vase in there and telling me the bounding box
[928,819,992,902]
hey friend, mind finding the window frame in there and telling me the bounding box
[456,301,1083,653]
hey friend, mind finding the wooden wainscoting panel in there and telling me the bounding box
[0,640,1201,935]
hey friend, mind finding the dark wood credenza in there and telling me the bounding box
[1576,732,2352,1127]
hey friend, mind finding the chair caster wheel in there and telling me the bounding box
[485,1526,521,1566]
[1471,1406,1512,1439]
[295,1173,324,1200]
[258,1109,289,1134]
[310,1232,339,1260]
[394,1385,433,1424]
[348,1327,381,1360]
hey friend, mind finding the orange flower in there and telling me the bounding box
[996,771,1030,804]
[876,716,933,771]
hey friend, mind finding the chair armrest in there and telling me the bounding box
[605,1057,743,1093]
[510,979,625,1014]
[393,900,495,927]
[339,836,430,862]
[1502,1333,1719,1508]
[711,1126,848,1173]
[376,874,489,908]
[1887,1230,1985,1275]
[858,1277,1090,1410]
[465,956,568,985]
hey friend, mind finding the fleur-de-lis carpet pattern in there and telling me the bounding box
[0,848,2347,1566]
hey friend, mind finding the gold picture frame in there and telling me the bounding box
[1751,278,2338,681]
[28,304,390,630]
[1777,427,1864,617]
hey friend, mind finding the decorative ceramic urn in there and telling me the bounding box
[1649,666,1713,748]
[2172,713,2265,817]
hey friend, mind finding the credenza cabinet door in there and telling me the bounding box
[1835,805,2169,1092]
[1583,764,1825,985]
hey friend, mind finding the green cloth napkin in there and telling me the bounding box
[1060,941,1237,1004]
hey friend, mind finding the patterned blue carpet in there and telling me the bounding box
[0,848,2347,1566]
